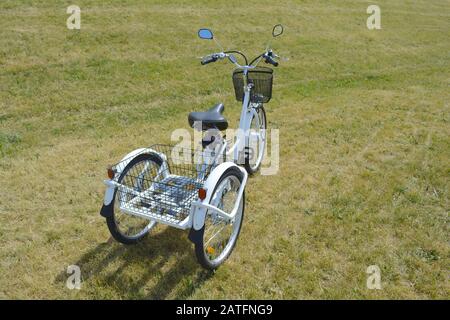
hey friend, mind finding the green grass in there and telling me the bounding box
[0,0,449,299]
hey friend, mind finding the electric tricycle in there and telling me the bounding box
[100,25,284,269]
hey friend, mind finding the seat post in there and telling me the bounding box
[201,127,222,149]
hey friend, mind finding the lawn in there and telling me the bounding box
[0,0,448,299]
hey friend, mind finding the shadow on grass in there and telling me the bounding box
[56,226,213,299]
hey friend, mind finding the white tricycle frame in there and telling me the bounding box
[100,25,284,269]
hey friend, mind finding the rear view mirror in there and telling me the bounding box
[272,24,284,37]
[198,28,213,40]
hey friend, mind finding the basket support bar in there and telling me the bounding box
[104,179,145,198]
[191,202,234,222]
[120,204,191,229]
[191,167,247,223]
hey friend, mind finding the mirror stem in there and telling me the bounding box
[213,38,224,52]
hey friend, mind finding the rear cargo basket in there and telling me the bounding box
[110,144,213,224]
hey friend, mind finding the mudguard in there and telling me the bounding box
[188,162,247,244]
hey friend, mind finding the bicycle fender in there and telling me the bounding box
[191,162,239,231]
[188,225,204,244]
[100,203,113,218]
[103,184,115,206]
[115,148,167,175]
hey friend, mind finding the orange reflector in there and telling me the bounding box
[198,188,207,200]
[206,246,215,254]
[107,166,115,180]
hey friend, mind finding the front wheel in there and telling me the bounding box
[194,167,245,270]
[244,105,267,175]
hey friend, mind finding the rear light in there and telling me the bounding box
[198,188,207,200]
[107,166,115,179]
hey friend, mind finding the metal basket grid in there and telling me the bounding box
[110,144,213,223]
[232,67,273,103]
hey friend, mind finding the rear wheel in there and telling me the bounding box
[244,105,266,174]
[194,167,245,270]
[106,153,163,245]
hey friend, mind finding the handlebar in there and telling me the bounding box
[201,50,281,68]
[201,55,218,65]
[263,54,278,67]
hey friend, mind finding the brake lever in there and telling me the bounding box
[267,50,279,59]
[268,50,289,62]
[200,52,226,60]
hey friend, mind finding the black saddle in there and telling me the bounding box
[188,103,228,131]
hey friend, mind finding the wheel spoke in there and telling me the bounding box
[204,224,228,247]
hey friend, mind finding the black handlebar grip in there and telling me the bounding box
[265,55,279,67]
[201,56,217,65]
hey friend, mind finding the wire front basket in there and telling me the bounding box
[232,67,273,103]
[110,144,213,223]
